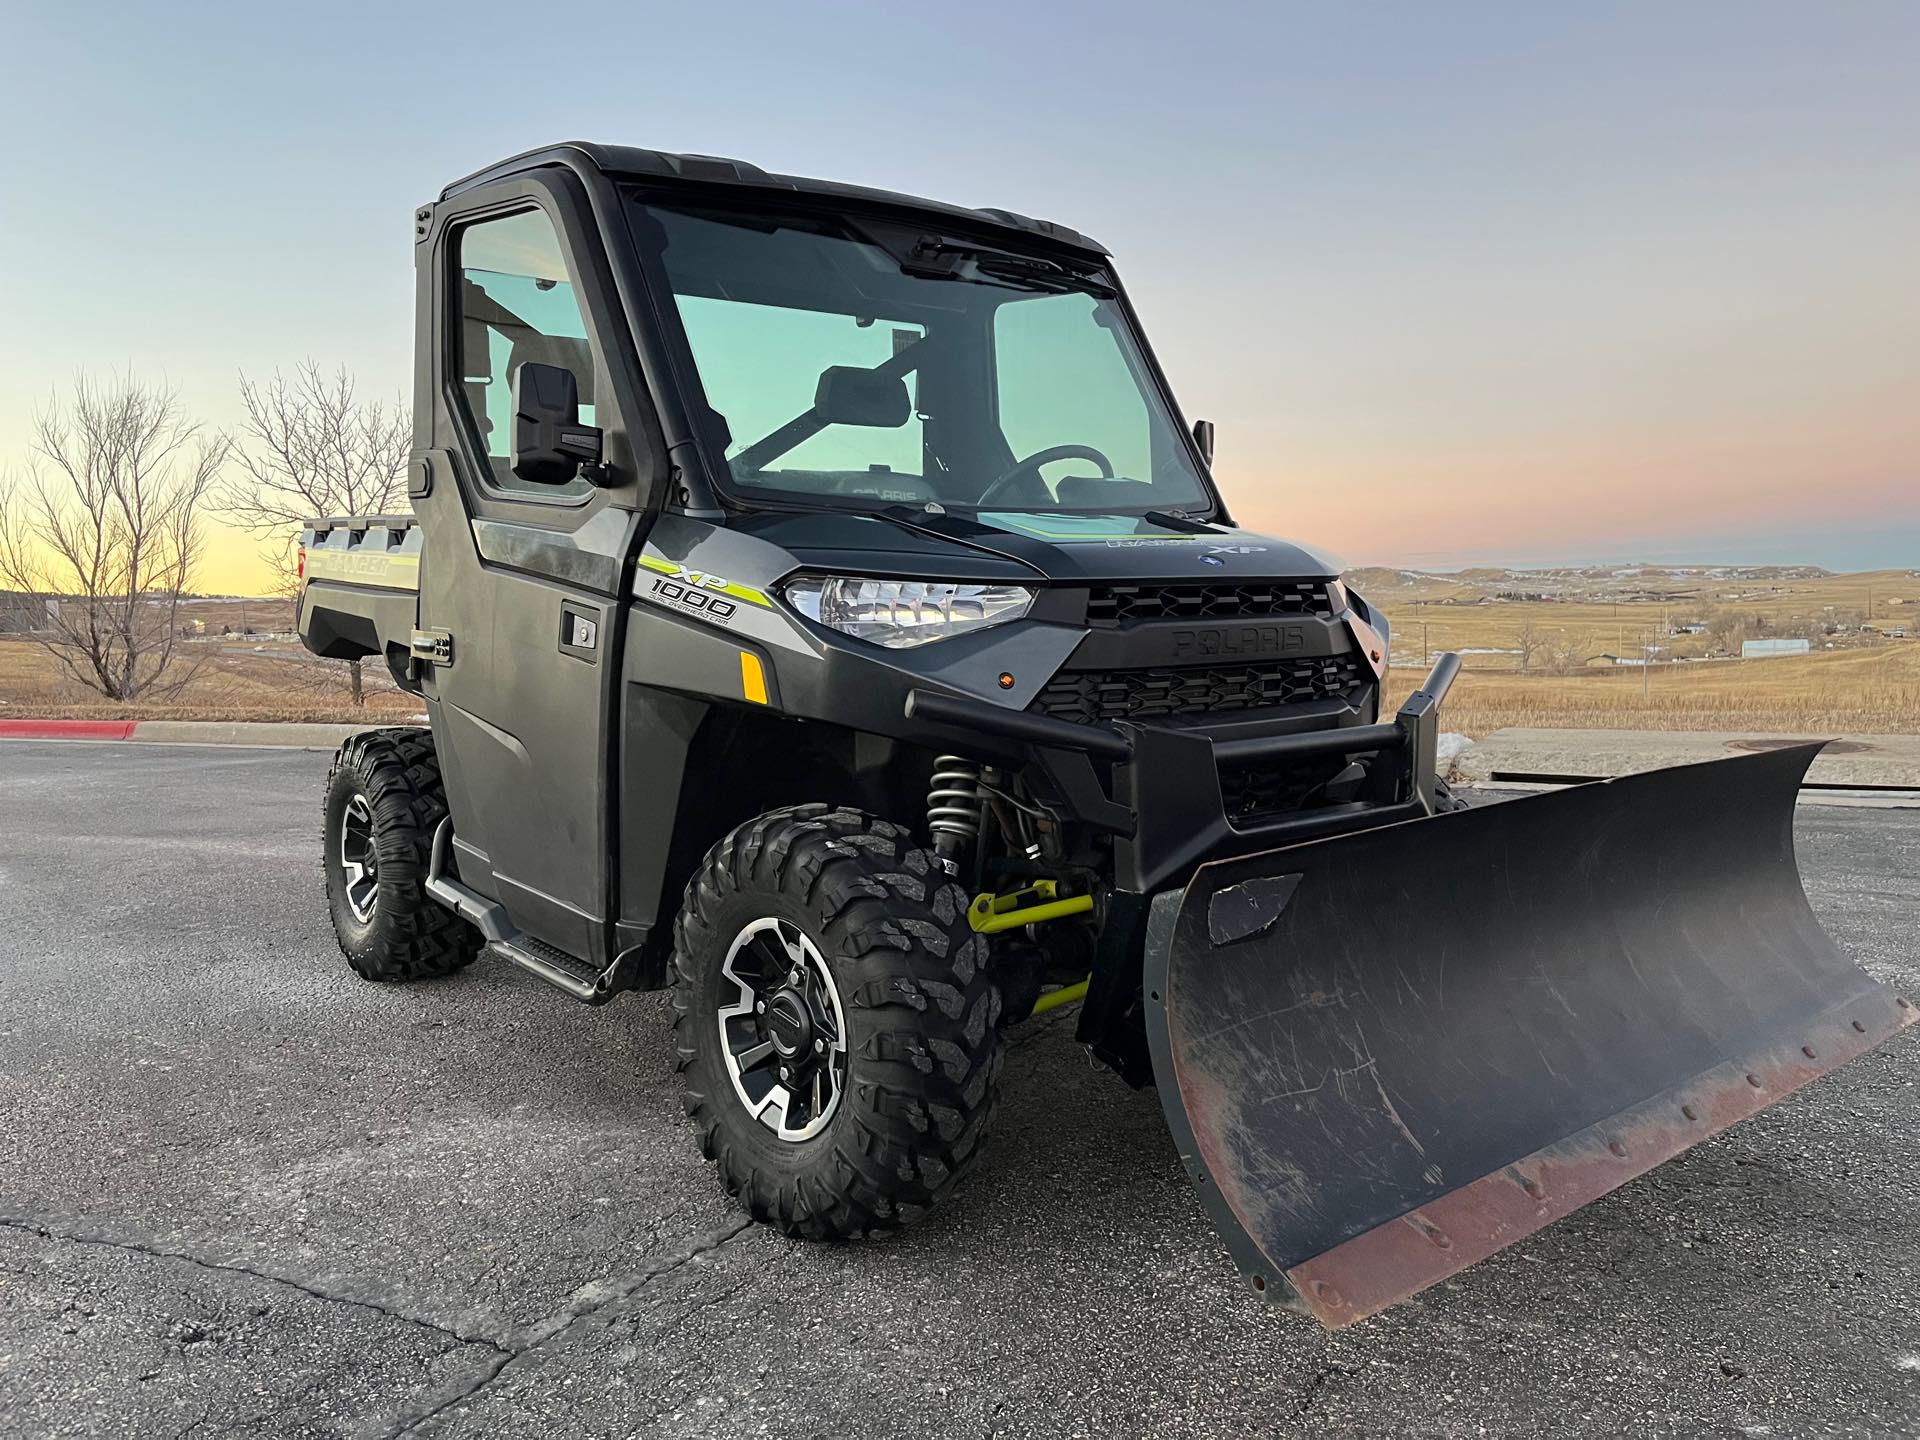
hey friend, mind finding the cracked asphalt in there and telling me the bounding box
[1,740,1917,1438]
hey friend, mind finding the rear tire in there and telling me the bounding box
[322,728,481,982]
[671,805,1002,1239]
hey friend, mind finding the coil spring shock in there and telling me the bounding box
[927,756,984,861]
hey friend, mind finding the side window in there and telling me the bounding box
[455,209,596,498]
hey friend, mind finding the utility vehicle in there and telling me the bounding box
[300,142,1911,1325]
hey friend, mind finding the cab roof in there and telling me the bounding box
[440,141,1108,257]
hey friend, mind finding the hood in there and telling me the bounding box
[732,510,1345,585]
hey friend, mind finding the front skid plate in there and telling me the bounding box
[1143,743,1916,1326]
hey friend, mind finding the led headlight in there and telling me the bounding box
[782,575,1035,649]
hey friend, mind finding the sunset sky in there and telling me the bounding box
[1,1,1913,594]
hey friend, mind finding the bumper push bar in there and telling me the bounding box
[906,653,1464,894]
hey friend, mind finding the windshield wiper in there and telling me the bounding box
[897,238,1116,297]
[1143,509,1214,533]
[973,255,1117,298]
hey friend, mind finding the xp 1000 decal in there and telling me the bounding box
[633,551,812,657]
[637,554,772,626]
[649,575,739,624]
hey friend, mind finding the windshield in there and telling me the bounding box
[626,196,1215,516]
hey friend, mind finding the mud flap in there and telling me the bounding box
[1143,743,1915,1327]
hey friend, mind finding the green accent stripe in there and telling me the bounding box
[304,549,420,590]
[638,553,772,608]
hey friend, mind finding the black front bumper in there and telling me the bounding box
[906,653,1464,1086]
[905,652,1462,894]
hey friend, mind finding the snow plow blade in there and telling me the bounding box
[1143,742,1914,1327]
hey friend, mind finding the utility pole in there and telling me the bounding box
[1643,630,1652,701]
[1422,622,1429,666]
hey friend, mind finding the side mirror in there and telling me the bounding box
[814,365,911,428]
[511,362,606,486]
[1191,418,1215,467]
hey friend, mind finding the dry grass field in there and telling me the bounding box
[0,598,420,724]
[1356,565,1917,663]
[1381,644,1920,736]
[3,567,1917,733]
[1363,565,1920,735]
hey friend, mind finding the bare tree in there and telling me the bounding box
[214,363,411,703]
[0,375,229,701]
[1516,618,1543,673]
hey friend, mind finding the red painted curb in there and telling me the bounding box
[0,719,139,740]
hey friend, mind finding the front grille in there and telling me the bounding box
[1085,581,1333,625]
[1033,655,1367,724]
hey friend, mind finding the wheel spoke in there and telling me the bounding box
[733,1038,776,1070]
[746,930,787,978]
[754,1086,791,1133]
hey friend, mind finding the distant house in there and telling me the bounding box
[1673,622,1710,636]
[1742,638,1811,659]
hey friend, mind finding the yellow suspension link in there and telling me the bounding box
[1029,978,1090,1016]
[966,880,1095,936]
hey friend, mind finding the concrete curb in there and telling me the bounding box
[0,719,405,748]
[0,719,139,741]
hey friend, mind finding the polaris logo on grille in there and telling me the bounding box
[1173,625,1305,659]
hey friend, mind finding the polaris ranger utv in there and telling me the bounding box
[300,142,1912,1326]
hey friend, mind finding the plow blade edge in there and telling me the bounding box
[1143,743,1914,1327]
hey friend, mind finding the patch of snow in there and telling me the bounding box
[1435,732,1476,777]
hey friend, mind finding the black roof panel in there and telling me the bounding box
[440,141,1108,256]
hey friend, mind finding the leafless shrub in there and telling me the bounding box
[1539,637,1587,675]
[0,375,229,700]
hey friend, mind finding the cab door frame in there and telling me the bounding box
[413,168,668,967]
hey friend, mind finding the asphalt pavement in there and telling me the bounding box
[1,741,1916,1438]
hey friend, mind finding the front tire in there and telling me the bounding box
[322,728,481,982]
[671,805,1002,1239]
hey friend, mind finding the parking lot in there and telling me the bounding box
[2,740,1917,1438]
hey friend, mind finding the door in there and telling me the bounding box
[416,181,655,967]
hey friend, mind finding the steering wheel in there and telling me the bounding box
[976,444,1115,507]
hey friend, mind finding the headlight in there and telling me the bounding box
[782,575,1035,649]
